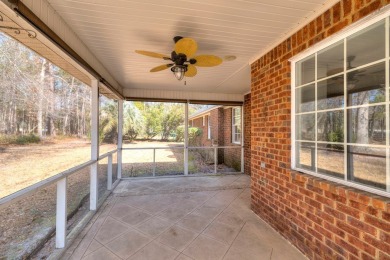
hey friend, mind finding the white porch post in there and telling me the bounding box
[117,99,123,179]
[55,177,67,248]
[184,102,189,175]
[107,154,113,191]
[90,79,99,211]
[241,105,245,173]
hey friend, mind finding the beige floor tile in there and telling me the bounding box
[157,225,198,252]
[191,206,223,219]
[202,221,241,245]
[83,239,103,256]
[157,207,191,222]
[109,204,133,219]
[175,254,194,260]
[82,247,120,260]
[135,216,173,237]
[183,235,229,260]
[95,217,130,245]
[67,216,107,260]
[176,214,213,233]
[105,229,151,259]
[120,208,152,226]
[202,198,231,208]
[223,247,271,260]
[117,195,150,208]
[129,241,180,260]
[136,200,172,215]
[236,222,306,260]
[215,211,245,228]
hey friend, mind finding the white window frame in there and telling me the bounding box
[232,107,241,144]
[290,6,390,198]
[202,116,205,126]
[207,116,211,139]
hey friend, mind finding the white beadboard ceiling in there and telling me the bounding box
[46,0,338,95]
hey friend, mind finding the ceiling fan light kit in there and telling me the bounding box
[172,65,187,81]
[135,36,224,81]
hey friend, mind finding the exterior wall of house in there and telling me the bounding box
[191,116,211,147]
[244,94,251,175]
[250,1,390,259]
[222,108,242,171]
[190,105,247,170]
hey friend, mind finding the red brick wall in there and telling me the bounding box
[223,107,241,171]
[191,106,246,170]
[251,1,390,259]
[244,94,251,175]
[191,115,211,146]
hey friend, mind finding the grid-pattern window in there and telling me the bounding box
[292,17,389,195]
[232,107,241,144]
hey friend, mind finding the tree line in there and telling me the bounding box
[0,33,91,141]
[0,32,208,145]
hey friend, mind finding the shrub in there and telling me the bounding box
[328,130,343,149]
[0,134,41,145]
[175,126,202,145]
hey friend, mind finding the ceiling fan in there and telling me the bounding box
[329,56,365,84]
[135,36,223,81]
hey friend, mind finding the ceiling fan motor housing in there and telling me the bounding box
[171,52,188,65]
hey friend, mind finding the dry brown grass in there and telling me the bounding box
[300,148,386,188]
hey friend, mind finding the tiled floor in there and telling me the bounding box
[63,175,306,260]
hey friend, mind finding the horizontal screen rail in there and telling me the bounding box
[98,149,118,160]
[188,146,242,149]
[121,146,242,150]
[122,147,184,150]
[0,159,95,210]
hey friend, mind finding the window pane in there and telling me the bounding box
[347,62,385,106]
[296,142,315,171]
[317,76,344,110]
[347,105,386,145]
[317,40,344,79]
[235,133,241,143]
[347,19,385,68]
[296,114,315,141]
[235,117,241,126]
[347,146,386,190]
[317,110,344,142]
[296,84,315,113]
[296,54,315,86]
[317,144,344,179]
[234,108,241,117]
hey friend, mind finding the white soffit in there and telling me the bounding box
[45,0,338,95]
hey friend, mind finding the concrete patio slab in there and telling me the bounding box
[63,175,306,260]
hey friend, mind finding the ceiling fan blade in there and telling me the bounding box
[193,55,223,67]
[135,50,170,59]
[150,64,173,72]
[175,38,198,58]
[185,65,197,77]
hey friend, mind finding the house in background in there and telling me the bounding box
[189,105,243,172]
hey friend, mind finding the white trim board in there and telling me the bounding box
[123,89,244,102]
